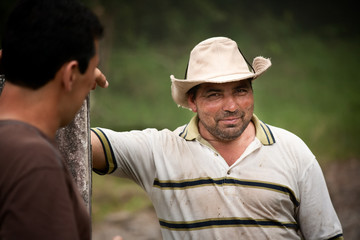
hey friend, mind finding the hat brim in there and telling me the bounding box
[171,56,271,109]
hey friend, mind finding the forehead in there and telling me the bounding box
[198,80,251,91]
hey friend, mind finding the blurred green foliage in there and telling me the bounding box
[1,0,358,160]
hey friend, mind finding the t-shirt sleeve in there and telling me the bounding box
[91,127,157,191]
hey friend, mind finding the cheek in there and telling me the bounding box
[85,70,96,89]
[196,101,221,122]
[77,76,94,100]
[198,99,222,113]
[238,96,254,109]
[197,105,216,120]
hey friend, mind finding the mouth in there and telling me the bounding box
[219,117,241,125]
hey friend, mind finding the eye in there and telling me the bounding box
[206,92,222,99]
[235,88,248,95]
[208,93,219,97]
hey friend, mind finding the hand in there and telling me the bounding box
[92,67,109,90]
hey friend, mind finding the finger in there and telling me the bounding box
[94,68,109,89]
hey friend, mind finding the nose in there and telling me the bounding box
[222,95,237,112]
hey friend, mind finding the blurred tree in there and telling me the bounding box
[80,0,358,47]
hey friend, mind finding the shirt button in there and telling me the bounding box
[227,170,231,175]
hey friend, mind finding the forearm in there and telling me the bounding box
[91,130,107,172]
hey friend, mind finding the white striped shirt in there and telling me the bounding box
[92,115,343,239]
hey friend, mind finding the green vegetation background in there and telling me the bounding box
[1,0,359,225]
[83,0,360,162]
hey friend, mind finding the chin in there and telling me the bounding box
[59,119,72,128]
[60,112,78,128]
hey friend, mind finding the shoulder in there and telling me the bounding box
[267,124,316,165]
[95,126,181,143]
[0,122,67,207]
[269,125,304,143]
[0,121,62,171]
[173,124,187,136]
[269,125,310,150]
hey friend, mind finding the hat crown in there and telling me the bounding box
[187,37,251,80]
[170,36,271,109]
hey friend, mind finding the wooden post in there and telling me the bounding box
[55,96,92,213]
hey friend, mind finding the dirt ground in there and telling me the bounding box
[92,159,360,240]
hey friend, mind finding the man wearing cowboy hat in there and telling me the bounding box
[91,37,343,239]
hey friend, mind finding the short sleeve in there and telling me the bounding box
[92,127,158,192]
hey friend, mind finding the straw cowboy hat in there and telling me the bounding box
[170,36,272,109]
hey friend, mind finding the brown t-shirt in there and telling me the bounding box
[0,120,90,240]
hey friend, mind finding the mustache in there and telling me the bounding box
[215,110,244,121]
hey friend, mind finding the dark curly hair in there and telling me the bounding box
[1,0,104,89]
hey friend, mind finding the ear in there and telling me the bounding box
[62,60,79,92]
[187,94,197,113]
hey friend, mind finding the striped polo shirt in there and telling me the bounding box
[92,115,343,240]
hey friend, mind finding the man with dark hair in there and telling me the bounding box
[91,37,343,239]
[0,0,105,239]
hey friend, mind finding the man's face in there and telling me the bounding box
[76,40,100,102]
[188,80,254,142]
[62,40,99,126]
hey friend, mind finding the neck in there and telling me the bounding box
[0,82,60,139]
[203,121,256,166]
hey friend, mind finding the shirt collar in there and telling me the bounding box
[178,114,275,146]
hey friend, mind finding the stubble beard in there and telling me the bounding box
[202,109,253,142]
